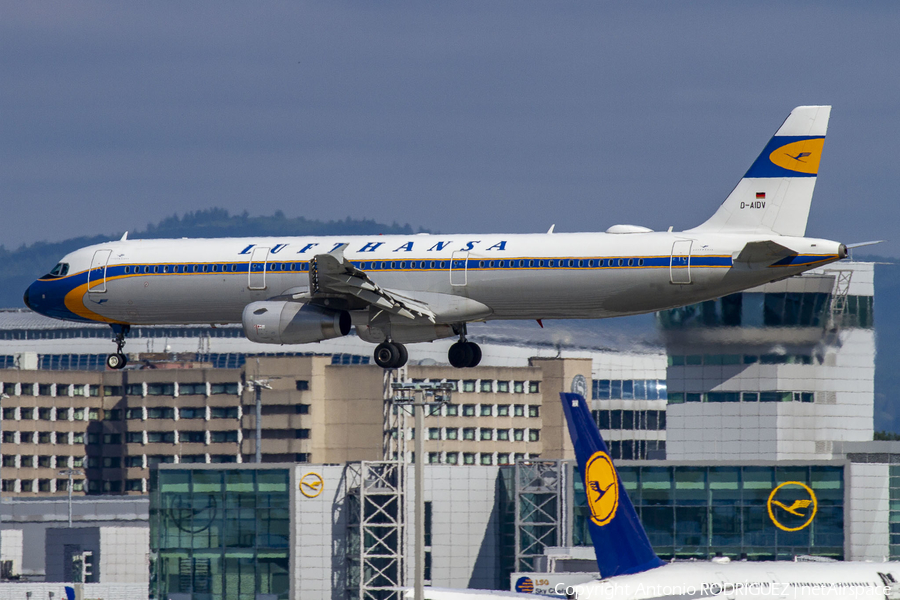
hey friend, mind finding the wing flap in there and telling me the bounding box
[309,244,436,322]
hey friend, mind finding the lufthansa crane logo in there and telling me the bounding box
[299,472,324,498]
[584,451,618,526]
[768,138,825,175]
[767,481,818,532]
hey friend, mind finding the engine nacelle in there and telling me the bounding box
[242,301,351,344]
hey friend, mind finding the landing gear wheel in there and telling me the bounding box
[395,343,408,368]
[466,342,482,368]
[449,342,473,368]
[106,353,128,370]
[449,341,481,368]
[374,342,408,369]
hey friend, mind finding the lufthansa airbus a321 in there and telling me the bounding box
[25,106,852,370]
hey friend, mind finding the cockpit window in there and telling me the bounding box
[45,263,69,278]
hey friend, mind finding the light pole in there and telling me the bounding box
[58,469,83,527]
[246,378,272,463]
[0,392,8,578]
[390,382,453,600]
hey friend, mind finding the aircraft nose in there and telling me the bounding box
[23,285,32,310]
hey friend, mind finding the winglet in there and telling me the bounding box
[329,243,349,262]
[120,231,128,241]
[560,393,664,578]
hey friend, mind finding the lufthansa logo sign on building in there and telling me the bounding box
[299,472,324,498]
[767,481,817,532]
[584,451,618,526]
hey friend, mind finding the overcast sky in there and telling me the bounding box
[2,2,898,256]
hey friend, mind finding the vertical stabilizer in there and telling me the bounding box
[560,393,664,578]
[688,105,831,236]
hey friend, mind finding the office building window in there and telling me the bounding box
[480,454,493,465]
[462,404,476,417]
[126,479,143,492]
[178,383,205,395]
[513,381,525,394]
[497,405,510,417]
[463,453,476,465]
[126,456,143,468]
[528,405,540,418]
[480,405,492,417]
[528,429,540,442]
[295,429,310,440]
[445,404,458,417]
[445,428,458,440]
[528,382,540,393]
[497,429,509,441]
[428,452,441,464]
[296,380,310,391]
[497,381,510,393]
[514,429,524,441]
[446,452,458,465]
[514,405,525,417]
[179,407,204,419]
[480,429,493,441]
[462,428,476,441]
[428,428,441,440]
[480,380,493,393]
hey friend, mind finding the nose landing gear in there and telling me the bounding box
[106,324,131,370]
[374,341,408,369]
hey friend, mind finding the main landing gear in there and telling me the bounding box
[448,325,481,369]
[106,324,130,370]
[374,341,408,369]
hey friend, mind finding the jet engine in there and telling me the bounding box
[242,301,351,344]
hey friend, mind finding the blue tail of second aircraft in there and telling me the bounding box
[560,392,664,579]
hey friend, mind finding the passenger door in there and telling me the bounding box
[450,251,468,286]
[248,247,269,290]
[87,249,112,293]
[669,240,692,284]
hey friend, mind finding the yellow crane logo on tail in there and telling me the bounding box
[585,451,618,526]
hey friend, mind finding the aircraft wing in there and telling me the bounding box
[734,240,797,267]
[307,244,436,322]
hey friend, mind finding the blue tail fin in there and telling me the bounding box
[560,393,664,578]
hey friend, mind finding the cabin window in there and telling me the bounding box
[639,259,644,266]
[628,259,634,266]
[124,267,131,274]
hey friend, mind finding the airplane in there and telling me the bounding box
[24,106,850,371]
[401,393,900,599]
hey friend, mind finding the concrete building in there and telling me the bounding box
[662,262,875,460]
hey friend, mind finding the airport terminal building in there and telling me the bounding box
[0,261,892,599]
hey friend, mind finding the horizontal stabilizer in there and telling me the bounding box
[845,240,885,249]
[735,240,797,267]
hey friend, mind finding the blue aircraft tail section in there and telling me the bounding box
[560,392,664,578]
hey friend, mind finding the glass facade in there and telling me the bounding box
[150,468,291,600]
[571,464,844,560]
[657,292,872,330]
[891,466,900,560]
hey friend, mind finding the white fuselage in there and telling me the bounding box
[25,231,845,334]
